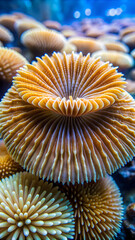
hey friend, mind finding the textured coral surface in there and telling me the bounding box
[0,172,75,239]
[0,52,135,184]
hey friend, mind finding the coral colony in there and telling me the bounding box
[0,12,135,240]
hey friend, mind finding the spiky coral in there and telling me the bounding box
[0,140,23,180]
[60,176,123,240]
[0,172,75,239]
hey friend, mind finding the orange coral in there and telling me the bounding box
[0,47,28,82]
[68,37,105,55]
[0,52,135,184]
[60,176,123,240]
[0,140,23,180]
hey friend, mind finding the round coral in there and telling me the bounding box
[120,26,135,38]
[68,37,105,55]
[0,52,135,184]
[0,47,28,82]
[92,50,134,70]
[0,140,23,180]
[43,20,61,31]
[60,176,123,240]
[122,32,135,48]
[21,28,66,55]
[15,19,45,36]
[104,41,129,53]
[0,25,14,43]
[0,172,75,240]
[0,14,18,30]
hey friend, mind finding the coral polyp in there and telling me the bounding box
[0,47,28,82]
[0,52,135,184]
[60,176,123,240]
[0,140,23,180]
[0,172,75,240]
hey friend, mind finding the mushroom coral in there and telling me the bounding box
[0,52,135,184]
[85,28,105,38]
[61,29,77,38]
[104,41,129,53]
[68,37,105,55]
[21,29,66,55]
[0,172,75,239]
[0,47,28,82]
[43,20,61,31]
[98,34,119,42]
[122,32,135,48]
[0,139,23,180]
[0,14,18,30]
[60,176,123,240]
[14,19,45,36]
[92,50,134,70]
[120,26,135,38]
[0,25,14,43]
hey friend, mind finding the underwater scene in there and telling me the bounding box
[0,0,135,239]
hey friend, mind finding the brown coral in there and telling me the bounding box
[68,37,105,55]
[0,140,23,180]
[0,172,75,239]
[0,25,14,43]
[15,19,45,36]
[60,176,123,240]
[92,50,134,70]
[21,28,66,55]
[43,20,61,31]
[122,32,135,48]
[85,28,105,38]
[0,47,28,82]
[0,14,18,30]
[120,26,135,38]
[0,52,135,184]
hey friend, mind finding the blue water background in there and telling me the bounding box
[0,0,135,23]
